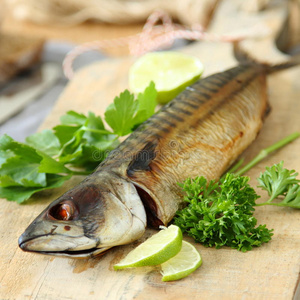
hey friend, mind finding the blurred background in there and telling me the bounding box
[0,0,299,141]
[0,0,219,141]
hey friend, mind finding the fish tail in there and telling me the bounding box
[233,42,300,74]
[265,59,300,74]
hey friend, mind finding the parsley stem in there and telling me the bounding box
[255,202,276,206]
[82,126,115,135]
[70,170,91,176]
[255,202,296,208]
[234,132,300,176]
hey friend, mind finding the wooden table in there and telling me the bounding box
[0,1,300,299]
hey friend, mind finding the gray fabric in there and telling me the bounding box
[0,41,107,142]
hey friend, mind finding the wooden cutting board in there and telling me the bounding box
[1,1,300,299]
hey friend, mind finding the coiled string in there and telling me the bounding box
[63,9,269,79]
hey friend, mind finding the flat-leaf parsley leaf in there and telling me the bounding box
[0,83,157,203]
[104,81,157,136]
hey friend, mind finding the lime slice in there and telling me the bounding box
[129,52,204,104]
[114,225,182,270]
[161,241,202,282]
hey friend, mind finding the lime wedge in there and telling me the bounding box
[129,52,204,104]
[114,225,182,269]
[161,241,202,282]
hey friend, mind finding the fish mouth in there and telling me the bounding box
[31,247,108,258]
[18,234,107,258]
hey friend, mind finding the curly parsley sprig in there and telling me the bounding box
[174,133,300,252]
[256,161,300,208]
[174,174,274,252]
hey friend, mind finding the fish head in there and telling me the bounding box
[18,173,146,258]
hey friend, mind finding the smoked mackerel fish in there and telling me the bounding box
[18,64,271,257]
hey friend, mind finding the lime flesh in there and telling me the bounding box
[129,52,204,104]
[114,225,182,270]
[161,241,202,281]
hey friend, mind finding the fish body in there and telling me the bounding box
[19,65,269,257]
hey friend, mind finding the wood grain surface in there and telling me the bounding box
[1,1,300,299]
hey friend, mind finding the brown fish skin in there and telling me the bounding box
[98,65,268,226]
[18,65,269,257]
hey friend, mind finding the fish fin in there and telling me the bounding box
[127,141,158,177]
[233,42,300,74]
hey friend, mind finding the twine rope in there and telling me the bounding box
[63,9,269,79]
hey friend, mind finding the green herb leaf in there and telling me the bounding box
[257,161,300,208]
[0,174,71,204]
[36,150,71,174]
[174,173,273,252]
[53,123,81,147]
[0,135,46,187]
[0,134,41,162]
[54,111,116,168]
[0,84,158,203]
[60,110,88,125]
[133,81,157,125]
[0,150,15,167]
[25,130,61,157]
[0,156,46,187]
[104,90,138,136]
[0,135,72,203]
[104,82,157,136]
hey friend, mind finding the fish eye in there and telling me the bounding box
[48,201,78,221]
